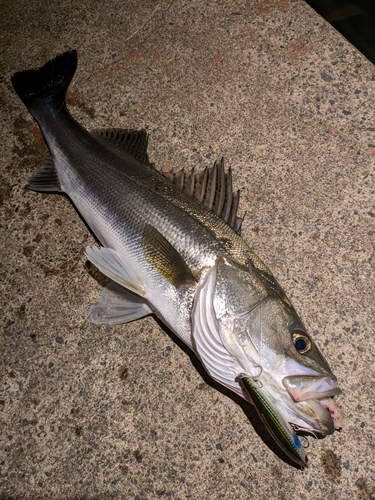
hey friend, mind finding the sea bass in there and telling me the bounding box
[11,50,342,468]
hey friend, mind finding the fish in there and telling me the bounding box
[11,50,343,468]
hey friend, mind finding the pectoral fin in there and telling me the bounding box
[141,225,196,288]
[85,246,144,296]
[88,281,152,325]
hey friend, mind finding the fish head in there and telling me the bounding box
[206,254,343,437]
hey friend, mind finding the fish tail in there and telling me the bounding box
[11,50,77,112]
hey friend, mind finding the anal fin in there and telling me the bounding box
[88,281,152,325]
[27,154,62,192]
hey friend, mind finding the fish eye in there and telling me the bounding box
[293,332,312,354]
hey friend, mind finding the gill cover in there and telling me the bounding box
[192,255,268,401]
[192,254,340,409]
[212,255,338,382]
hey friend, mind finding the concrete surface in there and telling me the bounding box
[1,0,375,498]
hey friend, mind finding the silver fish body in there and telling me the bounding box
[11,50,343,468]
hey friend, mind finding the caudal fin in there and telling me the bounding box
[11,50,77,111]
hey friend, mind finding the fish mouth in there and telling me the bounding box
[240,374,342,467]
[282,375,342,402]
[281,375,343,435]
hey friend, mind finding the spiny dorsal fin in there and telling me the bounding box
[141,224,196,288]
[163,158,243,235]
[91,128,152,166]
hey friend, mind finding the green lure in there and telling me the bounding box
[242,376,308,469]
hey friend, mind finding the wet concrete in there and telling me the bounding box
[1,0,375,498]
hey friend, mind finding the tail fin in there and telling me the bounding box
[11,50,77,111]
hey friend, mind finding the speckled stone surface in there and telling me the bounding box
[1,0,375,498]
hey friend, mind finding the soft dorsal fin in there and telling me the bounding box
[91,128,152,165]
[162,158,243,234]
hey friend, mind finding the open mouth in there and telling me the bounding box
[241,373,343,469]
[282,375,343,434]
[289,397,340,436]
[282,374,342,402]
